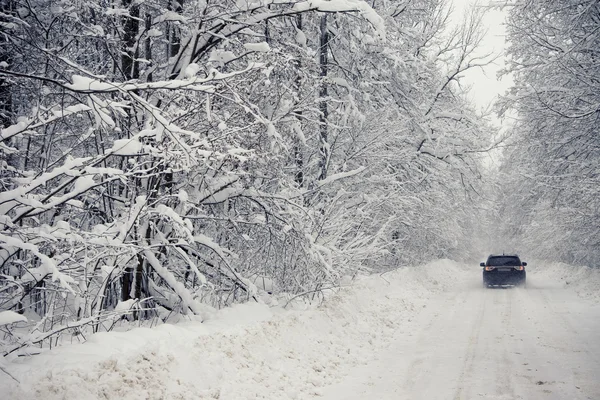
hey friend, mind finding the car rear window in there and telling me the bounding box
[487,256,521,266]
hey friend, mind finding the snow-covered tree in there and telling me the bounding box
[497,0,600,265]
[0,0,493,356]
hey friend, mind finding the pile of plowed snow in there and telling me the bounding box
[530,261,600,301]
[4,260,599,399]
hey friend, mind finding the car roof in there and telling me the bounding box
[488,254,520,258]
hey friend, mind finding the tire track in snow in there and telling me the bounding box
[492,288,519,400]
[402,287,467,394]
[451,286,486,400]
[535,286,600,395]
[506,281,600,400]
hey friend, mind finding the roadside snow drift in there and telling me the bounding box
[1,260,462,399]
[531,261,600,301]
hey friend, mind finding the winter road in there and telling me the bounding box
[320,270,600,400]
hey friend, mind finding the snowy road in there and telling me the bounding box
[3,261,600,400]
[320,270,600,400]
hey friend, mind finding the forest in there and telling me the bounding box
[0,0,598,358]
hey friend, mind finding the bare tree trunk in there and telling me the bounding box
[294,14,304,187]
[121,0,140,80]
[265,4,271,43]
[120,0,140,301]
[168,0,183,58]
[121,269,133,302]
[145,13,153,82]
[318,14,329,181]
[0,0,13,128]
[164,0,183,188]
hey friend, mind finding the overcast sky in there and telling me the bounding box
[450,0,512,116]
[448,0,513,165]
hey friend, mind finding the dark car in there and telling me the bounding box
[480,254,527,288]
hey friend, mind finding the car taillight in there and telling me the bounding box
[485,266,495,271]
[516,265,524,271]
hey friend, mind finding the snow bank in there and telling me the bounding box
[2,260,467,399]
[529,261,600,302]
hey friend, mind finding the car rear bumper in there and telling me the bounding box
[483,269,526,286]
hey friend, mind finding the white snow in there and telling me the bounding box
[104,8,129,17]
[65,75,216,94]
[73,175,95,194]
[114,299,137,314]
[110,138,143,155]
[146,28,162,38]
[2,260,600,399]
[294,0,385,39]
[0,119,31,141]
[1,260,451,398]
[243,41,271,52]
[153,11,188,24]
[0,104,90,142]
[266,122,282,139]
[0,156,90,211]
[295,28,307,47]
[0,233,76,292]
[183,62,201,79]
[67,75,117,92]
[330,77,350,88]
[142,249,209,318]
[208,49,237,64]
[0,311,27,326]
[320,262,600,400]
[100,265,116,280]
[316,166,366,187]
[292,120,307,144]
[533,261,600,301]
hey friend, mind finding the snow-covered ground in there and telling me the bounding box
[2,260,599,399]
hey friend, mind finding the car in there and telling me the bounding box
[480,254,527,288]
